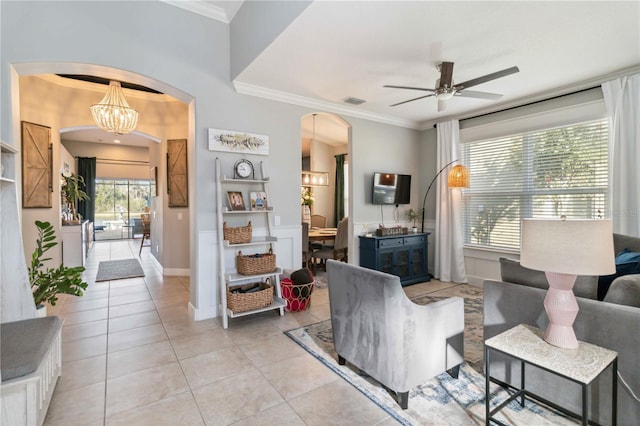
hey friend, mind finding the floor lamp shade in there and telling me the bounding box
[520,219,615,348]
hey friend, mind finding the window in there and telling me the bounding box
[94,179,152,240]
[462,119,608,250]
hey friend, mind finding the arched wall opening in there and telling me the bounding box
[300,112,353,258]
[11,63,196,280]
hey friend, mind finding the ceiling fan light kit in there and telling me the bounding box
[384,61,519,111]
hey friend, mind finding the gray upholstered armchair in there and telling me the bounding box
[326,260,464,409]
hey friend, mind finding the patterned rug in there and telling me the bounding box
[285,284,574,425]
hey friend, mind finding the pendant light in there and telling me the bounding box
[301,114,329,187]
[90,81,139,135]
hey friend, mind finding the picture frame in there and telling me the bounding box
[208,128,269,156]
[249,191,268,211]
[227,191,246,211]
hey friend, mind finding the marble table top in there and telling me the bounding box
[485,324,617,384]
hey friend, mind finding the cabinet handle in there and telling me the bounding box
[166,153,170,193]
[48,143,53,192]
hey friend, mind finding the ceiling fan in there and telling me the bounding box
[384,62,519,112]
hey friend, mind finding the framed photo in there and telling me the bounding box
[227,191,246,211]
[208,128,269,156]
[249,191,268,211]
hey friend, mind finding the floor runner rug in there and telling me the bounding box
[285,320,575,425]
[96,259,145,282]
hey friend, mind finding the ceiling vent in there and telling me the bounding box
[343,96,366,105]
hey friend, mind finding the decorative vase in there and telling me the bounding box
[302,205,311,225]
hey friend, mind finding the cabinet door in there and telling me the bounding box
[167,139,188,207]
[410,246,427,278]
[21,121,52,208]
[378,249,395,275]
[394,247,411,281]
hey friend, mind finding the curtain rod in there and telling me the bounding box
[76,156,149,165]
[433,85,601,128]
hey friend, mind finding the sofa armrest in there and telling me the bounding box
[604,274,640,308]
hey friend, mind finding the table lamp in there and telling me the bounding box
[520,218,615,348]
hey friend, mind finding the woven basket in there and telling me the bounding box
[224,221,252,244]
[281,279,314,312]
[227,279,273,313]
[236,248,276,275]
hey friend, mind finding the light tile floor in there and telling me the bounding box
[44,239,460,426]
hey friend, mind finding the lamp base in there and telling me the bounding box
[543,272,579,349]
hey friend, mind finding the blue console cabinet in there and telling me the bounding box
[359,233,430,286]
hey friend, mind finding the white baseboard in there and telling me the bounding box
[189,301,217,321]
[163,268,190,277]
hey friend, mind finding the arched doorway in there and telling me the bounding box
[12,64,195,276]
[300,112,353,259]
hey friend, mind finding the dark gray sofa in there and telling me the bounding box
[484,233,640,425]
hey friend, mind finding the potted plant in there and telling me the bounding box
[406,208,423,233]
[61,173,90,224]
[29,220,88,316]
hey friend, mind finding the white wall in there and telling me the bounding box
[61,140,151,180]
[1,1,435,321]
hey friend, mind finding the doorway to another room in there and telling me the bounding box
[94,178,153,241]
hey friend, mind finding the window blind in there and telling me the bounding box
[462,119,608,250]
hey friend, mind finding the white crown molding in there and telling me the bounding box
[233,81,421,130]
[162,1,230,23]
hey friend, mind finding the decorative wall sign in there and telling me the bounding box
[208,128,269,156]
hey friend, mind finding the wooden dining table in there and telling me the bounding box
[308,227,337,242]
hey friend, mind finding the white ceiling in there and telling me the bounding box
[233,1,640,133]
[58,2,640,151]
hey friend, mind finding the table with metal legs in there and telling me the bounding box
[484,324,617,426]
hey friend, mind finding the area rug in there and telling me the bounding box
[96,259,145,282]
[285,284,574,425]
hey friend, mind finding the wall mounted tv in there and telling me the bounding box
[372,172,411,205]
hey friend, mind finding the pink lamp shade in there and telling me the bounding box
[520,219,615,348]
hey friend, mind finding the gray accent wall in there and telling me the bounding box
[0,1,434,321]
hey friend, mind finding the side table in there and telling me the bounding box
[484,324,617,426]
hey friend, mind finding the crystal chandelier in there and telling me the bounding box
[90,81,139,135]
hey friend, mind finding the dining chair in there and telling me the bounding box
[310,214,327,229]
[311,217,348,273]
[302,222,312,268]
[139,213,151,255]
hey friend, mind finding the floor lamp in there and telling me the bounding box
[520,218,615,348]
[421,160,470,233]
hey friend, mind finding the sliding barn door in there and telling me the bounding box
[167,139,188,207]
[21,121,52,208]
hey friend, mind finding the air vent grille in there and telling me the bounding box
[343,97,366,105]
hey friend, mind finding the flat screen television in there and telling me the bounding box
[372,172,411,205]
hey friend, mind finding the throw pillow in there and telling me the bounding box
[597,249,640,300]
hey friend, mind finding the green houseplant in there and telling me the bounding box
[61,173,90,223]
[406,208,423,232]
[29,220,88,310]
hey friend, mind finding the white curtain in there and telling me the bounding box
[435,120,467,283]
[602,74,640,237]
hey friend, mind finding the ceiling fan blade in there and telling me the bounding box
[437,99,447,112]
[455,66,519,90]
[390,93,435,107]
[383,85,435,92]
[455,90,503,100]
[439,62,454,88]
